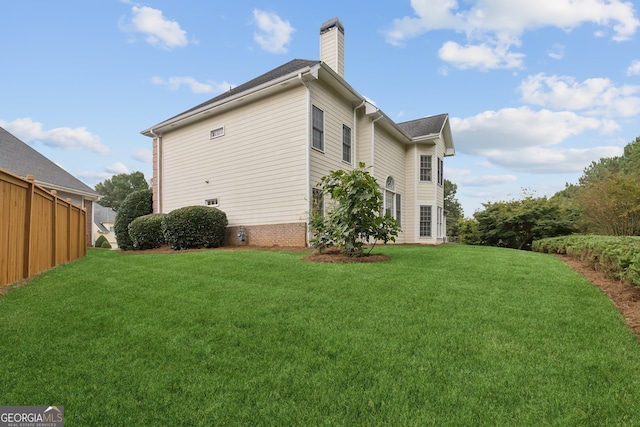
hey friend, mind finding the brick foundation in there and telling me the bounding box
[225,222,307,247]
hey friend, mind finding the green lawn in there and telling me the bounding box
[1,245,640,426]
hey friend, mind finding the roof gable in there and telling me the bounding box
[397,114,448,138]
[164,59,320,123]
[0,127,98,197]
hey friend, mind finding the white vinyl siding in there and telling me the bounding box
[309,80,355,189]
[160,85,308,226]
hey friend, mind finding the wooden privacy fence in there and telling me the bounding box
[0,169,87,287]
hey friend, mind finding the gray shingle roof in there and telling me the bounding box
[397,114,448,138]
[93,203,116,232]
[166,59,321,123]
[0,126,98,196]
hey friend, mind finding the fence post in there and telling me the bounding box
[22,175,35,280]
[51,190,58,266]
[66,198,72,262]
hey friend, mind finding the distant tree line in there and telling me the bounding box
[457,135,640,250]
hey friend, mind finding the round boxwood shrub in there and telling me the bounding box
[129,213,167,250]
[114,189,153,250]
[95,234,108,248]
[162,206,228,250]
[100,240,112,249]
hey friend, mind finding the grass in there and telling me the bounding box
[1,245,640,425]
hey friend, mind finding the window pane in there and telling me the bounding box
[420,205,432,237]
[420,155,432,181]
[342,125,351,163]
[312,106,324,151]
[396,194,401,226]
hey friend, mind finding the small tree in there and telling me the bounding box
[310,163,401,257]
[114,189,153,250]
[95,171,149,212]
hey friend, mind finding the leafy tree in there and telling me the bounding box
[444,179,463,240]
[95,171,149,212]
[562,136,640,235]
[114,189,153,250]
[572,171,640,236]
[473,194,578,250]
[458,217,481,245]
[310,163,401,257]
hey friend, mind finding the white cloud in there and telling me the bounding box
[122,6,188,50]
[485,146,623,172]
[252,10,295,54]
[628,60,640,76]
[78,171,112,181]
[519,73,640,117]
[106,162,129,174]
[547,44,565,60]
[446,168,518,186]
[0,118,110,154]
[151,76,234,94]
[385,0,639,70]
[438,39,524,70]
[133,148,153,163]
[450,107,621,173]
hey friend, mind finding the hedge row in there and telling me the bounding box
[120,205,228,251]
[532,235,640,287]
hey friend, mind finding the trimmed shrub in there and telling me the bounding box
[533,235,640,287]
[162,206,228,250]
[114,189,153,250]
[129,213,166,250]
[100,240,112,249]
[95,235,108,248]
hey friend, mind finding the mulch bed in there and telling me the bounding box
[556,255,640,342]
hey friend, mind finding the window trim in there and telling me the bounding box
[312,105,324,152]
[419,205,432,238]
[342,124,352,163]
[205,198,219,207]
[420,155,432,182]
[209,126,225,139]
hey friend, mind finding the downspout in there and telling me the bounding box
[370,110,383,176]
[298,72,311,245]
[149,129,161,213]
[414,144,419,243]
[353,100,365,167]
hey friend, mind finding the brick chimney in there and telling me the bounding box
[320,18,345,78]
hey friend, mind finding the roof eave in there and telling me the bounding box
[141,65,321,137]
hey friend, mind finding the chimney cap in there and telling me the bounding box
[320,17,344,35]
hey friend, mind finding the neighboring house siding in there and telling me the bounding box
[160,86,309,228]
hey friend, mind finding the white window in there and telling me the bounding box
[205,198,219,207]
[420,205,432,237]
[420,155,432,182]
[384,176,401,225]
[312,106,324,151]
[210,127,225,139]
[437,157,444,185]
[342,125,352,163]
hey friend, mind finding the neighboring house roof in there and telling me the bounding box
[93,203,117,233]
[0,127,99,199]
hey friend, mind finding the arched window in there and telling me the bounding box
[385,176,395,191]
[384,176,401,225]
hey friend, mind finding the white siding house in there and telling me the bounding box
[141,18,454,246]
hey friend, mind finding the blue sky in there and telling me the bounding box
[1,0,639,215]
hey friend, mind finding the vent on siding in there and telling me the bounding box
[205,198,219,207]
[210,127,224,139]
